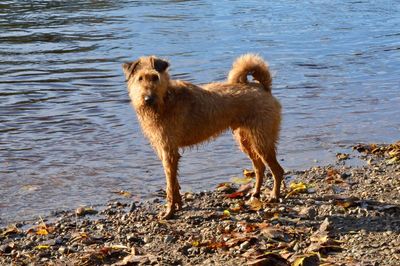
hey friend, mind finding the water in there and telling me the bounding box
[1,0,399,225]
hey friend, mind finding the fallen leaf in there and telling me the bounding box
[231,176,254,185]
[335,200,356,208]
[386,156,399,165]
[292,253,320,266]
[247,197,263,211]
[192,240,200,247]
[216,183,234,193]
[285,182,308,198]
[243,169,256,178]
[223,209,231,217]
[237,183,253,194]
[112,190,132,198]
[247,252,289,266]
[227,191,244,199]
[113,254,150,266]
[230,202,244,212]
[208,241,227,249]
[1,225,20,236]
[111,244,129,250]
[35,245,50,250]
[261,227,288,242]
[36,228,49,235]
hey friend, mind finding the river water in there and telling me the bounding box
[1,0,399,224]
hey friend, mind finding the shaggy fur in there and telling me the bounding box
[123,54,284,219]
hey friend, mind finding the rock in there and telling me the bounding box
[0,243,14,254]
[299,206,317,219]
[239,241,250,251]
[319,218,331,233]
[129,202,137,212]
[58,246,68,254]
[164,235,175,244]
[143,236,151,244]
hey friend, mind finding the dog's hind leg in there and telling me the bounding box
[234,129,266,198]
[258,148,284,202]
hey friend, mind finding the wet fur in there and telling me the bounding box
[123,54,284,219]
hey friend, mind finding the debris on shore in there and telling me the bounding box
[1,142,399,265]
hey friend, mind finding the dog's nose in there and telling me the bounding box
[144,95,156,105]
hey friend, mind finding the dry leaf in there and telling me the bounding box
[247,197,263,211]
[285,182,308,198]
[1,225,20,236]
[243,169,256,178]
[216,183,234,193]
[227,191,244,199]
[292,253,320,266]
[223,210,231,217]
[237,183,253,194]
[35,245,50,250]
[231,176,254,185]
[36,228,49,235]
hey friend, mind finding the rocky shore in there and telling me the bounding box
[1,142,399,265]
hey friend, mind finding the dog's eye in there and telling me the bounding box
[138,76,143,82]
[151,75,159,82]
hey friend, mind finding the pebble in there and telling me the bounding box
[143,236,151,244]
[1,144,399,265]
[164,235,175,243]
[129,202,137,212]
[239,241,250,251]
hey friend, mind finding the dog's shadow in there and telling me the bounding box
[176,193,400,235]
[311,196,400,234]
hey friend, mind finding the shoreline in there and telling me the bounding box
[1,142,399,265]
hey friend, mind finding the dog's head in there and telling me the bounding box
[123,56,170,112]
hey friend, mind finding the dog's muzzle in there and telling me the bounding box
[144,94,156,106]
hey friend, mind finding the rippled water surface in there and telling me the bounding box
[1,0,399,224]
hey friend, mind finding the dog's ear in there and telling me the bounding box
[122,60,140,81]
[151,57,169,73]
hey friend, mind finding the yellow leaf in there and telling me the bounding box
[243,169,255,178]
[223,210,231,217]
[112,190,132,197]
[289,182,307,191]
[192,241,200,247]
[386,156,399,165]
[111,244,129,250]
[271,212,280,220]
[231,176,253,185]
[293,253,320,266]
[285,182,308,198]
[36,228,48,235]
[35,245,50,250]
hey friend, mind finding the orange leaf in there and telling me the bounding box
[36,228,49,235]
[226,192,243,199]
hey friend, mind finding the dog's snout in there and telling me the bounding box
[144,95,156,105]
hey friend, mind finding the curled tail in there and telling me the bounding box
[227,53,272,92]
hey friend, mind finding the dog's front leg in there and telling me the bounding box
[160,148,182,219]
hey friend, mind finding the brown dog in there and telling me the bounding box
[122,54,284,219]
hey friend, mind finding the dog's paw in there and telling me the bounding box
[159,206,175,220]
[267,192,280,203]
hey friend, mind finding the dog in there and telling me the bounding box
[122,54,284,219]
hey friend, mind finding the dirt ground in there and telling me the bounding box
[1,142,399,265]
